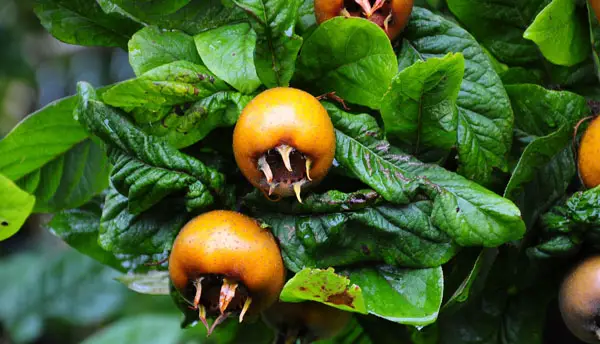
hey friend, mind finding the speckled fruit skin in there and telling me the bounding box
[559,256,600,344]
[263,301,352,341]
[232,87,335,191]
[314,0,414,40]
[168,210,285,316]
[578,117,600,188]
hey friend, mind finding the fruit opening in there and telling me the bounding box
[342,0,394,33]
[258,144,312,203]
[185,275,252,335]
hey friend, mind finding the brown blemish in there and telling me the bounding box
[326,291,355,308]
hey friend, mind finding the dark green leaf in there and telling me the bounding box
[33,0,141,48]
[297,0,316,34]
[328,103,525,247]
[108,0,190,16]
[381,53,463,161]
[348,265,443,326]
[280,268,368,314]
[403,7,514,185]
[194,23,262,94]
[0,249,127,343]
[0,174,35,241]
[128,26,203,76]
[567,186,600,225]
[76,82,234,213]
[500,67,544,85]
[524,0,590,67]
[102,61,230,112]
[446,0,548,64]
[297,17,396,109]
[590,1,600,79]
[259,199,458,271]
[232,0,303,87]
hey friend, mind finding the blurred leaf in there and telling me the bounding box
[381,53,463,161]
[348,265,443,326]
[108,0,190,16]
[128,26,203,76]
[116,271,170,295]
[232,0,303,88]
[102,61,230,112]
[0,27,33,81]
[296,0,316,34]
[297,17,396,110]
[0,249,127,343]
[33,0,141,48]
[280,268,368,314]
[500,67,544,85]
[446,0,547,64]
[81,314,182,344]
[524,0,589,67]
[0,173,35,241]
[403,7,514,185]
[328,103,525,247]
[194,23,262,94]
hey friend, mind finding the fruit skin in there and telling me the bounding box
[314,0,414,40]
[232,87,335,194]
[263,301,352,341]
[168,210,285,317]
[559,255,600,344]
[578,116,600,188]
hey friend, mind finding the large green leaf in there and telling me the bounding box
[296,17,396,110]
[348,265,443,326]
[381,53,463,161]
[446,0,548,64]
[0,249,127,343]
[108,0,190,16]
[328,103,525,247]
[0,174,35,241]
[128,26,203,76]
[232,0,303,87]
[257,193,458,272]
[403,7,514,185]
[33,0,140,48]
[0,95,109,213]
[76,82,234,214]
[524,0,590,67]
[194,23,262,94]
[82,314,182,344]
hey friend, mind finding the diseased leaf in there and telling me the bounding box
[403,7,514,185]
[232,0,303,87]
[0,174,35,241]
[348,265,443,326]
[381,53,464,161]
[33,0,140,48]
[328,103,525,247]
[297,17,396,110]
[128,26,203,76]
[194,23,262,94]
[524,0,590,67]
[280,268,367,314]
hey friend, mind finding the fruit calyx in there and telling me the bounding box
[257,143,313,203]
[189,275,253,335]
[342,0,395,34]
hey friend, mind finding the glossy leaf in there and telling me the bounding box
[0,174,35,241]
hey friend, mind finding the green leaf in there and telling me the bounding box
[524,0,590,67]
[140,91,253,149]
[297,0,317,34]
[328,103,525,247]
[0,95,109,213]
[348,265,443,326]
[102,61,230,112]
[106,0,245,35]
[128,26,203,76]
[108,0,191,16]
[0,249,127,343]
[77,82,234,213]
[99,187,189,256]
[33,0,141,49]
[280,268,368,314]
[232,0,303,87]
[297,17,396,110]
[0,174,35,241]
[589,1,600,81]
[446,0,548,64]
[567,186,600,225]
[258,198,458,272]
[194,23,262,94]
[403,7,514,185]
[116,271,170,295]
[500,67,544,85]
[81,314,182,344]
[381,53,464,161]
